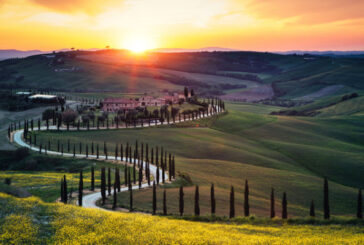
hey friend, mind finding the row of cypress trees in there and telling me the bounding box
[145,178,363,219]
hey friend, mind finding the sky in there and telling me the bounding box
[0,0,364,51]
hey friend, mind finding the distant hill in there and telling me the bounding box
[152,47,239,53]
[0,49,45,60]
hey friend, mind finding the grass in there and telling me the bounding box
[0,150,129,202]
[32,102,364,217]
[0,193,363,244]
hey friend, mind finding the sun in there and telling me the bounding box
[123,37,155,54]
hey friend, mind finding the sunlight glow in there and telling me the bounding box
[123,37,155,54]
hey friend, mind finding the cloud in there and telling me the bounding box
[245,0,364,25]
[29,0,118,14]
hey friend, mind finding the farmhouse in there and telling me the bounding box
[101,93,184,112]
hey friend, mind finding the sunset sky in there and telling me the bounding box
[1,0,364,51]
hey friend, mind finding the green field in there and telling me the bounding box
[0,194,363,244]
[32,102,364,217]
[0,150,130,202]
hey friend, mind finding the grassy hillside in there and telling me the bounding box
[32,102,364,217]
[0,194,363,244]
[0,150,128,202]
[2,50,363,100]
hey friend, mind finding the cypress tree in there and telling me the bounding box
[156,163,160,185]
[152,181,157,215]
[91,142,94,155]
[108,168,111,196]
[179,186,184,216]
[124,164,128,186]
[147,163,151,186]
[129,179,133,212]
[324,178,330,219]
[358,189,363,219]
[138,168,142,189]
[128,168,132,187]
[96,144,99,159]
[112,182,117,210]
[63,175,68,204]
[172,156,176,179]
[60,178,64,203]
[67,139,70,152]
[86,144,88,158]
[133,160,136,184]
[115,144,118,160]
[78,171,83,206]
[211,183,216,215]
[310,200,315,217]
[168,153,172,181]
[229,186,235,218]
[101,168,106,205]
[126,142,129,161]
[120,144,123,161]
[163,189,167,215]
[194,185,200,216]
[270,188,275,218]
[244,179,249,217]
[282,192,287,219]
[116,168,121,192]
[91,166,95,191]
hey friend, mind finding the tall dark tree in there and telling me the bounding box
[120,144,123,161]
[101,168,106,205]
[163,189,167,215]
[179,186,184,216]
[282,192,287,219]
[358,189,363,219]
[129,180,133,212]
[184,87,188,99]
[60,178,64,203]
[211,183,216,215]
[124,164,128,186]
[324,178,330,219]
[156,163,160,185]
[116,168,121,192]
[152,181,157,215]
[244,179,249,217]
[91,166,95,191]
[78,171,83,206]
[63,175,68,204]
[115,144,118,160]
[138,168,142,189]
[96,144,99,159]
[112,182,117,210]
[229,186,235,218]
[310,200,315,217]
[108,167,111,196]
[91,142,94,155]
[194,185,200,216]
[270,188,275,218]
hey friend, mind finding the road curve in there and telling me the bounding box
[11,106,224,211]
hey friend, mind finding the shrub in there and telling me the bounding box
[12,147,29,160]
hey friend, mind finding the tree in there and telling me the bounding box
[60,178,64,203]
[63,175,68,204]
[211,183,216,215]
[108,168,111,196]
[179,186,184,216]
[229,186,235,218]
[42,109,54,121]
[324,178,330,219]
[62,109,78,125]
[358,189,363,219]
[194,185,200,216]
[101,168,106,205]
[270,188,275,218]
[282,192,287,219]
[163,189,167,215]
[112,182,117,210]
[244,179,249,217]
[129,180,133,212]
[310,200,315,217]
[91,166,95,191]
[190,88,195,97]
[78,171,83,206]
[152,181,157,215]
[184,87,188,99]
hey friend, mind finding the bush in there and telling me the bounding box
[12,147,29,161]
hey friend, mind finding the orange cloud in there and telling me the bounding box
[29,0,118,13]
[246,0,364,25]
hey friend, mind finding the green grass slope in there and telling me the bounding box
[32,102,364,217]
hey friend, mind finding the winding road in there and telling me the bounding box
[11,106,223,211]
